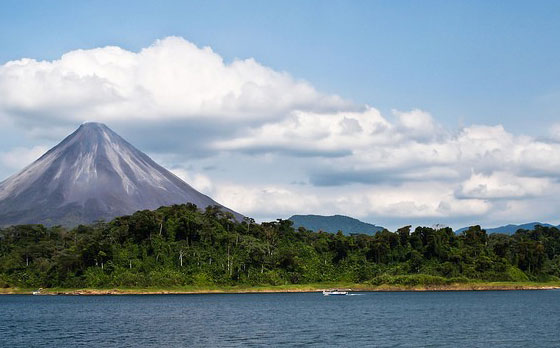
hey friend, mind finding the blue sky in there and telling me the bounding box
[1,1,560,229]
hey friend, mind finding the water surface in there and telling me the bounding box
[1,290,559,347]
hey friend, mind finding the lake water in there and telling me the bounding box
[1,291,559,347]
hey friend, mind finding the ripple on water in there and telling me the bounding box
[1,291,559,347]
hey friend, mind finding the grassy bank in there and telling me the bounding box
[2,281,559,295]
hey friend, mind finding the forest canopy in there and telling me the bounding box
[1,204,559,288]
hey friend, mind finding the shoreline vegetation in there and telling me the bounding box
[2,204,560,292]
[2,281,560,295]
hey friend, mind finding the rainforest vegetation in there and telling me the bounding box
[1,204,559,288]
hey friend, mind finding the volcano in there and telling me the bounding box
[0,122,242,226]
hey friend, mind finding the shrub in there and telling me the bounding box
[369,274,472,286]
[505,266,529,282]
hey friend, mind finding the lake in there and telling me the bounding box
[1,290,559,347]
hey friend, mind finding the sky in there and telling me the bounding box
[0,1,559,230]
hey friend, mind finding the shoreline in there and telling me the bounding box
[2,282,559,295]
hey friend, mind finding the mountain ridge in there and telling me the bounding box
[288,214,384,235]
[456,222,560,235]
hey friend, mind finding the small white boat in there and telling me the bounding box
[32,288,42,295]
[322,289,348,296]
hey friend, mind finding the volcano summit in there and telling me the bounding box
[0,122,242,226]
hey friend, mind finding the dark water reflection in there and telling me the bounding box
[1,290,559,347]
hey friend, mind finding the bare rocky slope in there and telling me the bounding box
[0,122,242,226]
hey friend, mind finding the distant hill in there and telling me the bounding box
[456,222,559,235]
[288,214,384,235]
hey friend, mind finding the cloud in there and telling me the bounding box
[169,168,214,195]
[1,36,560,228]
[0,145,49,173]
[457,171,551,199]
[219,111,560,186]
[394,109,444,142]
[213,107,388,157]
[550,123,560,141]
[0,36,351,133]
[208,103,560,227]
[212,181,492,223]
[214,184,322,219]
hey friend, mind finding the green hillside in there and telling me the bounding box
[289,214,384,235]
[456,222,559,235]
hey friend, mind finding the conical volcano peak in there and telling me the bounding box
[74,122,118,139]
[75,122,113,136]
[43,122,128,163]
[80,121,108,128]
[0,123,242,226]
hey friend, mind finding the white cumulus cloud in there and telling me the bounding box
[0,36,351,131]
[457,171,551,199]
[1,37,560,229]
